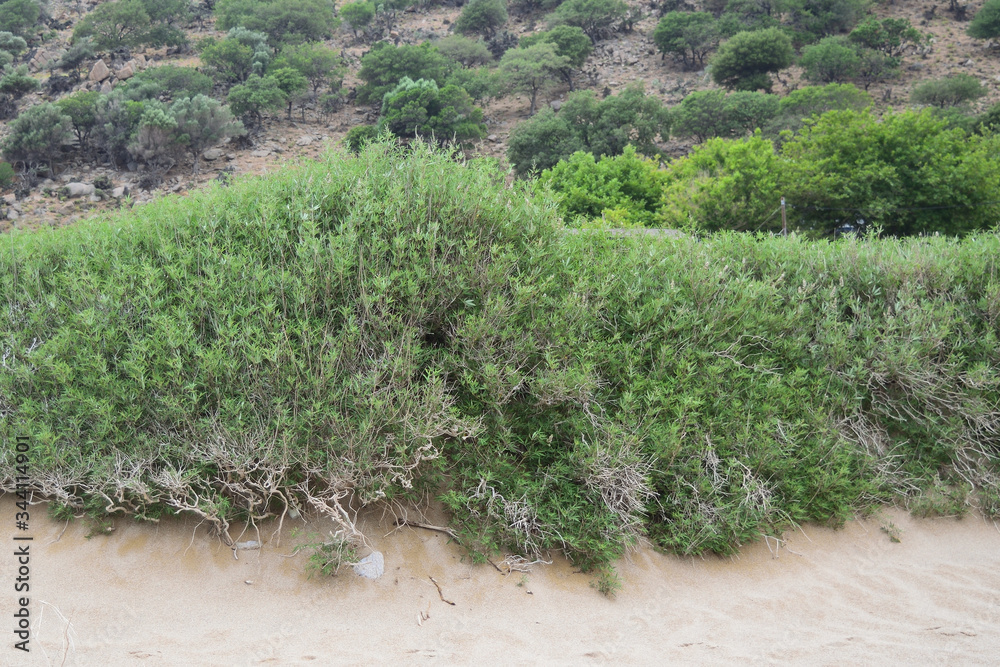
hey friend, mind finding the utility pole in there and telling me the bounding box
[780,197,787,237]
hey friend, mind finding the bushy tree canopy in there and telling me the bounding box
[799,36,860,84]
[547,0,629,43]
[356,42,453,105]
[1,103,73,168]
[73,0,189,51]
[498,43,569,115]
[710,28,793,92]
[910,74,986,108]
[215,0,339,45]
[379,77,486,144]
[968,0,1000,40]
[653,11,719,68]
[454,0,509,38]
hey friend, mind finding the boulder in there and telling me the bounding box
[202,148,224,161]
[100,80,113,94]
[64,182,95,198]
[251,149,271,158]
[295,135,314,146]
[116,64,134,80]
[353,551,384,579]
[111,186,128,198]
[6,208,18,221]
[89,60,110,82]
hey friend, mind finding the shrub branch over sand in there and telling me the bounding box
[2,142,999,583]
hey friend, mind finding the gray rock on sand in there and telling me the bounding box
[234,540,260,550]
[353,551,384,579]
[64,182,95,197]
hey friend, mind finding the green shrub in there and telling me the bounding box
[789,0,869,41]
[340,1,375,38]
[538,146,669,226]
[507,84,669,174]
[356,42,452,105]
[1,102,73,168]
[782,108,1000,235]
[454,0,509,38]
[226,74,287,127]
[653,11,720,69]
[343,123,379,152]
[799,36,860,84]
[199,28,272,86]
[2,140,1000,589]
[765,82,870,136]
[73,0,188,51]
[0,0,41,37]
[661,132,784,231]
[519,25,592,90]
[215,0,339,45]
[547,0,629,43]
[436,36,495,68]
[126,66,215,100]
[498,43,569,115]
[849,17,923,57]
[911,74,986,109]
[0,160,13,187]
[710,28,794,92]
[671,89,778,142]
[968,0,1000,40]
[379,77,486,144]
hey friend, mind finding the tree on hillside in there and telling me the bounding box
[672,89,778,141]
[356,42,452,105]
[799,36,860,84]
[967,0,1000,40]
[269,67,308,119]
[499,43,570,115]
[911,74,986,108]
[215,0,339,45]
[73,0,189,51]
[1,103,73,170]
[710,28,793,92]
[56,38,96,81]
[547,0,629,43]
[226,74,287,128]
[454,0,509,38]
[379,77,486,144]
[0,0,41,37]
[56,91,101,154]
[436,36,494,68]
[853,48,898,91]
[273,42,343,99]
[520,25,592,90]
[171,95,244,173]
[653,12,719,69]
[199,28,272,86]
[341,2,375,39]
[849,17,924,58]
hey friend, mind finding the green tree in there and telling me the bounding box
[968,0,1000,40]
[853,48,898,91]
[356,42,452,105]
[73,0,188,51]
[799,36,860,84]
[444,66,501,103]
[0,32,26,60]
[911,74,986,108]
[506,84,669,174]
[343,124,379,152]
[340,1,375,39]
[1,102,73,169]
[548,0,629,43]
[436,36,494,68]
[499,43,569,115]
[378,77,486,144]
[661,132,784,231]
[653,12,719,69]
[199,28,272,86]
[849,17,923,57]
[765,82,870,136]
[672,89,778,141]
[710,28,793,92]
[56,37,96,80]
[0,0,41,37]
[520,25,593,90]
[506,108,583,174]
[56,91,101,152]
[171,95,244,173]
[215,0,339,45]
[128,103,180,174]
[269,66,308,119]
[782,108,1000,235]
[455,0,509,38]
[538,146,669,227]
[226,74,287,127]
[126,66,215,101]
[789,0,868,41]
[272,42,344,97]
[0,65,38,100]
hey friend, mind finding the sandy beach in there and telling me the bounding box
[2,494,999,666]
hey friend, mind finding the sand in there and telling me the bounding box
[2,494,999,666]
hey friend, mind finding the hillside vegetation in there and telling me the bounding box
[2,142,998,590]
[0,0,998,232]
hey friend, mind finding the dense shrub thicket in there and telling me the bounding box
[2,143,999,589]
